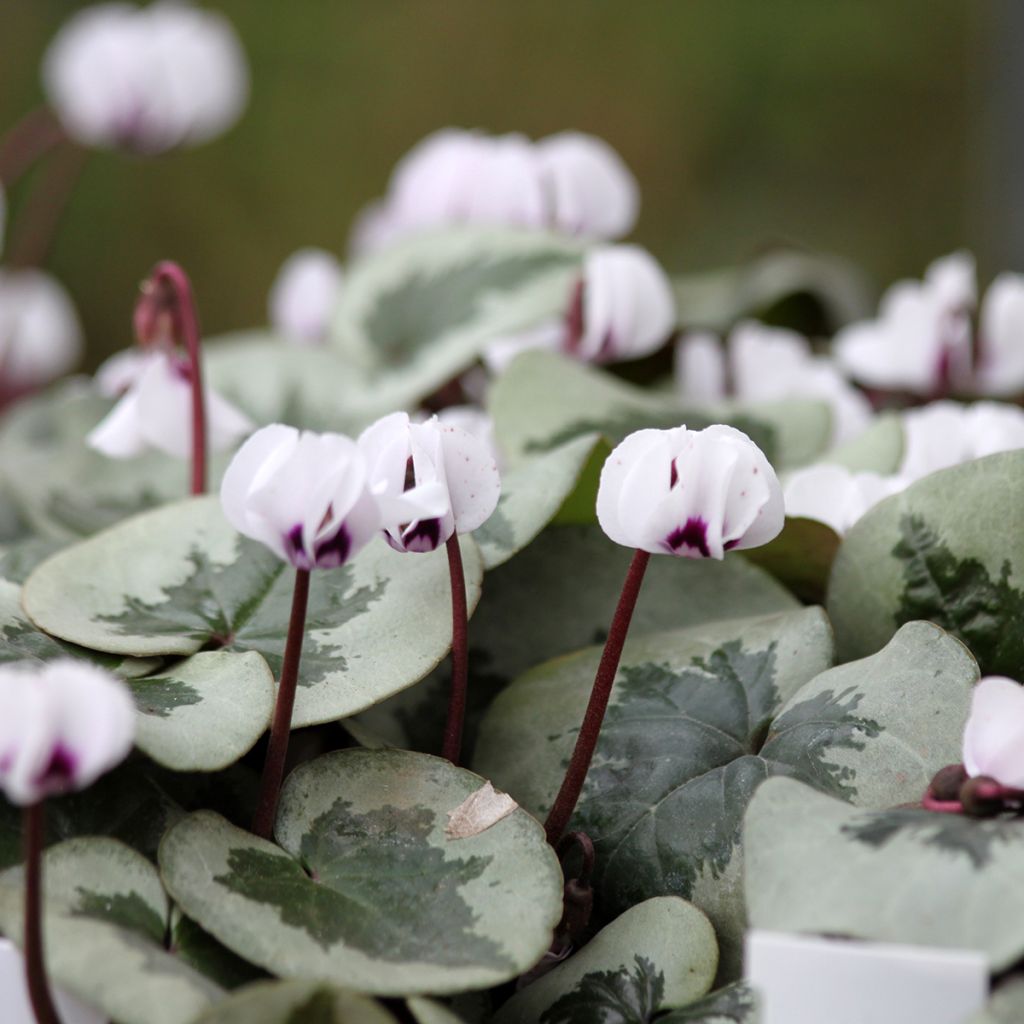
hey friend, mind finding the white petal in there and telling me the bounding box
[94,347,149,396]
[977,273,1024,396]
[729,321,811,399]
[535,131,639,239]
[783,464,858,535]
[268,248,344,346]
[899,402,971,480]
[963,676,1024,787]
[674,332,727,403]
[134,353,196,458]
[438,422,501,533]
[0,666,60,805]
[964,402,1024,458]
[86,389,147,458]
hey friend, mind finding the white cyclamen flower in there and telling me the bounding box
[675,322,872,444]
[435,405,504,470]
[0,267,83,387]
[0,659,135,805]
[43,1,249,154]
[220,424,382,570]
[783,464,907,535]
[268,248,344,346]
[358,411,501,553]
[350,128,638,255]
[87,349,253,459]
[834,252,976,396]
[974,273,1024,397]
[962,676,1024,788]
[596,424,784,558]
[93,347,150,397]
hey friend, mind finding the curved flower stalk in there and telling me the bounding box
[87,261,252,494]
[0,660,135,1024]
[268,248,344,346]
[221,424,389,838]
[350,128,638,255]
[0,268,83,397]
[485,244,676,372]
[675,321,872,444]
[544,425,784,843]
[42,1,249,155]
[359,412,501,763]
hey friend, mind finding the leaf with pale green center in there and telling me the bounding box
[22,496,483,727]
[0,838,223,1024]
[827,451,1024,676]
[347,523,797,754]
[474,617,973,976]
[191,978,399,1023]
[473,433,608,568]
[745,777,1024,970]
[493,897,717,1024]
[129,651,274,772]
[159,748,562,996]
[333,227,581,400]
[489,349,829,470]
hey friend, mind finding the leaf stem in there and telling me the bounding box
[544,549,650,845]
[149,262,208,495]
[23,801,60,1024]
[441,533,469,765]
[252,567,311,840]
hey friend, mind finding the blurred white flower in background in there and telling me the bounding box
[484,244,675,372]
[973,272,1024,397]
[783,464,907,535]
[42,0,249,154]
[268,248,344,346]
[350,128,639,256]
[675,321,872,443]
[0,267,83,389]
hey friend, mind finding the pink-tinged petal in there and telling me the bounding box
[674,332,727,403]
[963,676,1024,787]
[438,423,501,533]
[596,428,673,548]
[86,389,147,458]
[925,251,976,313]
[462,134,547,228]
[0,668,60,805]
[269,248,344,346]
[535,131,639,239]
[977,274,1024,397]
[94,348,150,397]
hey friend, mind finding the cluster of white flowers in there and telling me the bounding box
[351,128,639,255]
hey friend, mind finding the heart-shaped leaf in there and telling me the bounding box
[0,838,223,1024]
[828,451,1024,676]
[159,748,562,995]
[347,523,797,755]
[23,496,484,727]
[493,897,718,1024]
[474,617,973,975]
[473,433,608,569]
[191,979,399,1023]
[745,777,1024,970]
[170,909,266,991]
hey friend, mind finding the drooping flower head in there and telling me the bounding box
[962,676,1024,789]
[0,660,135,806]
[358,412,501,553]
[596,424,784,558]
[220,424,382,570]
[268,248,344,346]
[42,1,249,155]
[0,268,83,390]
[87,349,252,459]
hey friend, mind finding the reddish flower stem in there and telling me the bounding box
[544,549,650,845]
[149,262,208,495]
[0,107,65,187]
[252,568,311,840]
[441,533,469,765]
[23,802,60,1024]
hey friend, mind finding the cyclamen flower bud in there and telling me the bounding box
[220,424,382,570]
[87,349,253,459]
[596,424,784,558]
[42,1,249,155]
[358,412,501,553]
[962,676,1024,789]
[0,660,135,805]
[268,248,344,346]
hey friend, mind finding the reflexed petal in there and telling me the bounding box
[94,347,150,397]
[135,353,194,458]
[674,332,727,403]
[784,464,860,534]
[899,402,970,480]
[219,423,297,543]
[268,248,344,345]
[963,676,1024,787]
[596,428,670,548]
[438,422,501,533]
[977,273,1024,397]
[86,389,147,458]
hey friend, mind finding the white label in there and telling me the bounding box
[745,930,988,1024]
[0,939,106,1024]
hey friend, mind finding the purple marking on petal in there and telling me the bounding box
[669,458,679,489]
[665,516,711,557]
[404,456,417,492]
[0,750,13,773]
[283,524,306,565]
[36,743,77,789]
[314,523,351,568]
[724,538,740,551]
[402,518,442,553]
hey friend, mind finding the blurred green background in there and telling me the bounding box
[0,1,1012,367]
